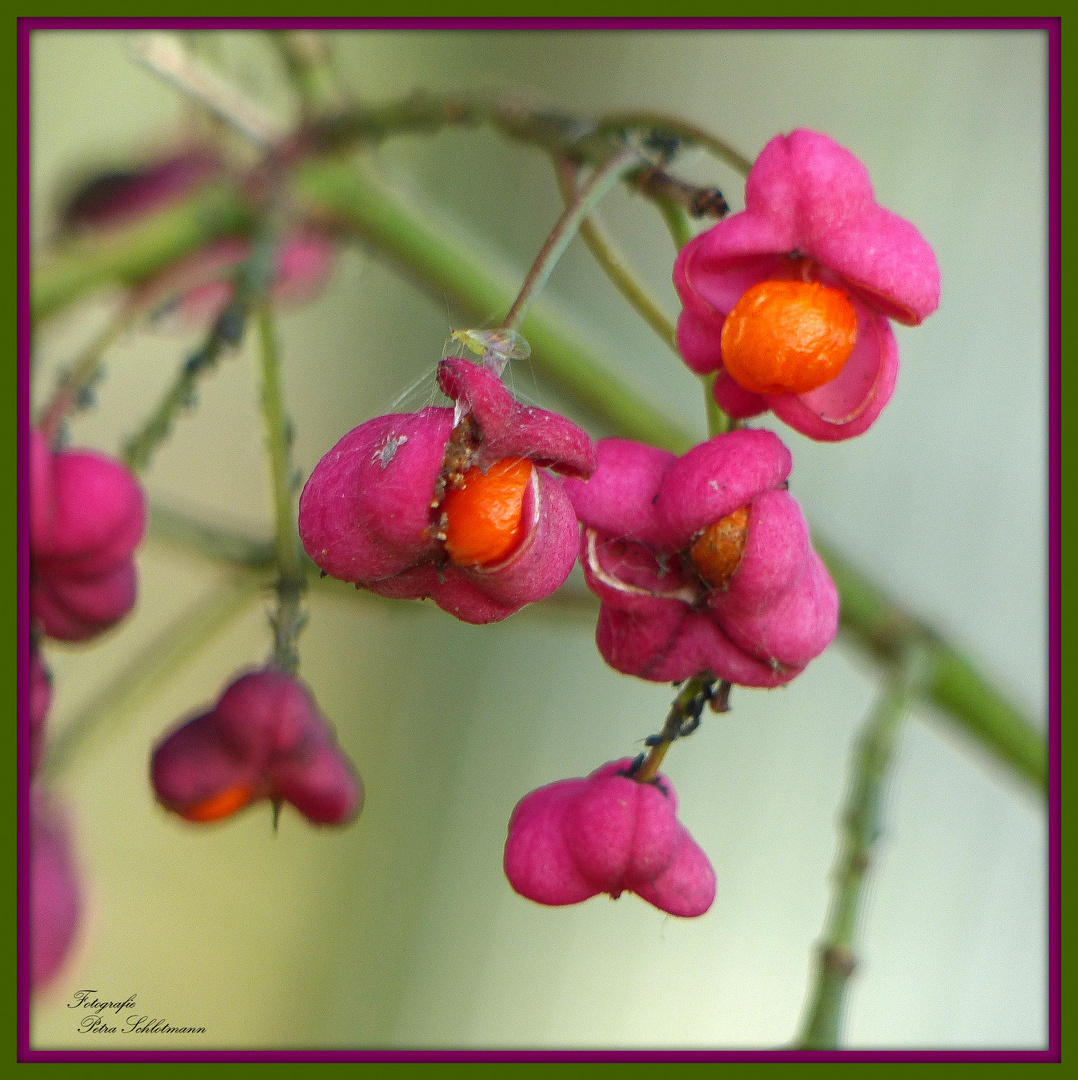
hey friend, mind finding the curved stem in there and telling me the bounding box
[648,199,736,439]
[501,147,644,335]
[298,159,696,454]
[593,109,753,177]
[813,535,1046,793]
[654,197,694,252]
[554,158,677,352]
[256,301,307,674]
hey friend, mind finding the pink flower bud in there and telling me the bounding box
[674,129,940,441]
[150,669,363,827]
[30,429,146,642]
[60,146,223,233]
[31,789,83,992]
[566,431,838,687]
[299,357,597,624]
[504,758,716,918]
[30,644,52,778]
[137,229,340,327]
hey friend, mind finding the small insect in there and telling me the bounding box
[372,433,408,469]
[450,328,531,369]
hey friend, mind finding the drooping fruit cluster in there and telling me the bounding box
[288,131,940,919]
[151,669,363,827]
[28,125,939,947]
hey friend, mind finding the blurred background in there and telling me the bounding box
[29,28,1048,1049]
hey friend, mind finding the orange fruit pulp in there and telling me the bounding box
[177,782,257,823]
[720,279,858,395]
[688,506,750,588]
[442,456,534,568]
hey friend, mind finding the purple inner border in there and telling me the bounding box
[16,14,1062,1065]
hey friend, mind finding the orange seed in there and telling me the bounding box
[720,279,858,395]
[177,782,256,823]
[689,506,750,588]
[442,456,534,568]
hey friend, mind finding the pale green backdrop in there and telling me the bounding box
[30,28,1047,1048]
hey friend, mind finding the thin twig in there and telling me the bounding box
[624,193,734,438]
[501,147,645,335]
[300,158,693,452]
[132,33,288,149]
[256,301,307,674]
[36,304,140,444]
[593,109,753,176]
[121,296,248,474]
[554,158,677,352]
[796,650,925,1048]
[297,89,748,193]
[632,165,729,218]
[632,673,722,784]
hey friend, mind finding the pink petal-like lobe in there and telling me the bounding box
[674,128,939,441]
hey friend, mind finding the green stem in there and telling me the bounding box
[796,658,919,1048]
[554,158,677,352]
[147,502,275,568]
[145,501,599,617]
[633,673,718,784]
[40,573,264,782]
[297,159,695,453]
[648,197,736,440]
[637,188,737,440]
[501,148,644,335]
[269,30,346,118]
[121,296,248,474]
[256,302,307,674]
[655,197,694,252]
[703,371,734,436]
[36,304,139,443]
[813,536,1046,794]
